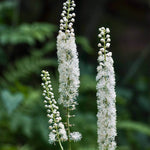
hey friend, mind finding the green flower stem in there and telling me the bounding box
[65,46,72,150]
[65,0,71,32]
[103,31,109,150]
[58,139,64,150]
[67,107,71,150]
[103,31,106,61]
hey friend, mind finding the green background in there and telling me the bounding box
[0,0,150,150]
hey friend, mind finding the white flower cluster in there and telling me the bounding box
[70,132,82,142]
[57,28,80,108]
[96,27,117,150]
[57,0,81,144]
[41,70,67,144]
[59,0,76,36]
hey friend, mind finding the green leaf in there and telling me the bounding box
[118,121,150,136]
[0,145,17,150]
[24,89,41,106]
[1,90,23,114]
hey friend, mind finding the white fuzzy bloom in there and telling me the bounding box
[49,132,56,144]
[59,122,68,141]
[57,0,79,108]
[57,32,80,107]
[70,132,82,142]
[41,70,67,144]
[57,0,81,142]
[96,27,117,150]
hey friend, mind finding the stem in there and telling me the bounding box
[64,1,73,146]
[65,47,72,150]
[56,129,64,150]
[103,31,106,61]
[65,0,71,32]
[103,32,109,150]
[58,139,64,150]
[67,107,71,150]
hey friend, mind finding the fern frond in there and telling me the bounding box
[1,55,57,87]
[0,23,57,45]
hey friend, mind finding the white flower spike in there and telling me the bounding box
[57,0,80,109]
[41,70,67,146]
[57,0,81,148]
[57,32,80,108]
[96,27,117,150]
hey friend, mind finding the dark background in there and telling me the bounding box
[0,0,150,150]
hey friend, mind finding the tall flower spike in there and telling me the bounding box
[57,0,80,110]
[57,0,81,148]
[96,27,117,150]
[41,70,67,149]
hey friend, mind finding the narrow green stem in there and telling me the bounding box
[103,32,106,61]
[65,56,72,150]
[67,107,71,150]
[63,0,73,145]
[103,32,109,149]
[56,129,64,150]
[65,0,71,32]
[58,139,64,150]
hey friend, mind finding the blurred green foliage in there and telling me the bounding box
[0,0,150,150]
[0,23,56,45]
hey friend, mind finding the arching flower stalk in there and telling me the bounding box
[57,0,81,149]
[41,70,67,150]
[96,27,117,150]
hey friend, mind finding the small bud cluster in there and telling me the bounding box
[59,0,76,36]
[98,27,111,56]
[96,28,117,150]
[41,70,67,144]
[70,132,82,142]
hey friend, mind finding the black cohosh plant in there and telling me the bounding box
[41,0,117,150]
